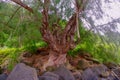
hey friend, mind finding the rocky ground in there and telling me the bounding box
[0,48,120,80]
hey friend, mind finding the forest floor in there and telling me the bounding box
[20,49,99,74]
[0,47,120,80]
[18,47,120,80]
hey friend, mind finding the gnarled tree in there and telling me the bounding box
[11,0,87,70]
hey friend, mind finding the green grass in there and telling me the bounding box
[0,41,120,70]
[0,41,47,70]
[0,48,22,70]
[68,42,120,64]
[0,48,17,65]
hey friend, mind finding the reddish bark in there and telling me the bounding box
[40,0,80,70]
[11,0,33,13]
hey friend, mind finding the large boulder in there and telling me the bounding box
[0,73,8,80]
[73,71,82,80]
[77,59,90,70]
[81,68,98,80]
[6,63,38,80]
[91,64,109,78]
[53,65,75,80]
[39,72,59,80]
[107,74,119,80]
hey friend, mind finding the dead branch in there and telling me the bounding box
[11,0,33,13]
[74,0,88,40]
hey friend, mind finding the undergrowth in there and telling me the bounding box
[68,42,120,64]
[0,41,119,71]
[0,41,47,70]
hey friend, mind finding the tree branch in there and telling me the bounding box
[11,0,33,13]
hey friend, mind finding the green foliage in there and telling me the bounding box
[92,43,120,63]
[23,40,37,53]
[0,48,14,65]
[0,2,42,48]
[68,22,120,64]
[68,33,120,64]
[23,41,47,53]
[0,48,22,70]
[54,0,60,4]
[7,49,22,70]
[0,41,47,70]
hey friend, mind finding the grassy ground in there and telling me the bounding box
[0,41,120,70]
[0,41,47,70]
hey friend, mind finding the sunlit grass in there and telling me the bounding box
[0,41,120,70]
[0,41,47,70]
[68,42,120,64]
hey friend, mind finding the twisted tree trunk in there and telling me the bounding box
[11,0,87,71]
[40,0,78,70]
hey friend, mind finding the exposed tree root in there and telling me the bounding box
[43,53,67,71]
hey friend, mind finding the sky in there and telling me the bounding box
[98,0,120,32]
[83,0,120,33]
[95,0,120,26]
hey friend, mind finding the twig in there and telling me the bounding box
[111,71,120,80]
[6,7,21,25]
[0,21,14,31]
